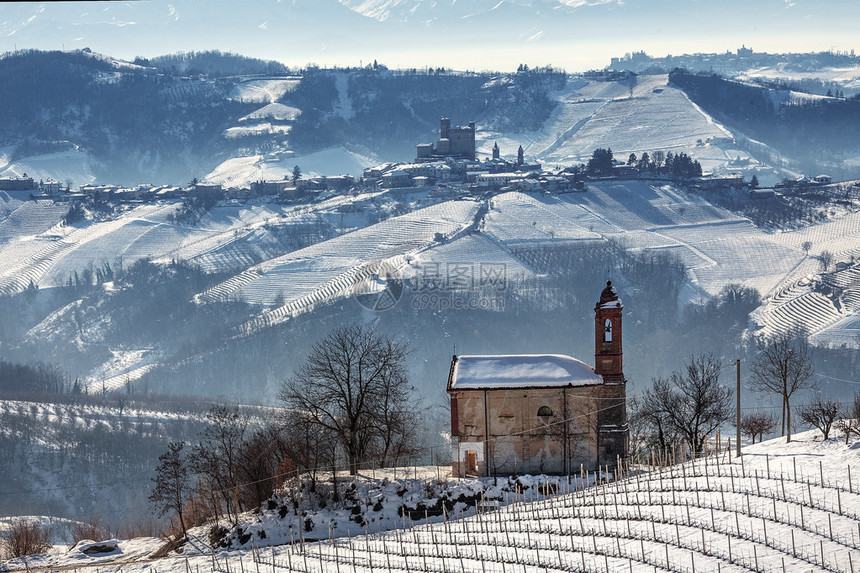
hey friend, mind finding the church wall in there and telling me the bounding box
[451,386,602,477]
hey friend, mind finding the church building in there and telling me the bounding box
[447,281,628,476]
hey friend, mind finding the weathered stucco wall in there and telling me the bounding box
[451,386,602,477]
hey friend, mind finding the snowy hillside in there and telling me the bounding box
[3,179,860,393]
[0,49,794,188]
[482,75,739,169]
[7,428,860,573]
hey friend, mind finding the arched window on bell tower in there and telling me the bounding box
[604,319,612,342]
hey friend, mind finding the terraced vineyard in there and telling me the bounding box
[231,435,860,573]
[196,199,481,312]
[14,430,858,573]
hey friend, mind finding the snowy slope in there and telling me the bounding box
[196,199,481,331]
[7,428,860,573]
[481,75,745,172]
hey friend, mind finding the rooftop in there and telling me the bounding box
[448,354,602,390]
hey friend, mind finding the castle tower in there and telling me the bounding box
[440,117,451,140]
[594,280,628,465]
[492,142,500,160]
[517,145,524,166]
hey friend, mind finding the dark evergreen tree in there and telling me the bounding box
[586,148,614,176]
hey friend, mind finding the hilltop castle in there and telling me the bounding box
[416,117,476,162]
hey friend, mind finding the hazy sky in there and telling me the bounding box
[0,0,857,71]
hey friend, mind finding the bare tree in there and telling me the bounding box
[370,362,423,467]
[149,442,189,539]
[632,355,732,456]
[739,412,778,444]
[634,355,732,455]
[279,410,337,493]
[799,396,840,440]
[189,404,248,522]
[835,394,860,444]
[750,330,815,442]
[630,386,678,453]
[279,325,416,475]
[801,241,812,257]
[234,424,290,510]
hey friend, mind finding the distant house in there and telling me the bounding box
[40,180,61,194]
[0,176,36,191]
[448,282,628,476]
[813,175,832,185]
[694,175,745,189]
[612,164,639,179]
[380,170,410,188]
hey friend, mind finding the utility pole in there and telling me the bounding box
[736,359,741,457]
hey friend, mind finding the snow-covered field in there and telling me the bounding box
[479,75,749,173]
[229,78,301,103]
[204,146,378,187]
[6,429,860,573]
[0,148,97,187]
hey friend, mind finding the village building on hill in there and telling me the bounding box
[447,281,628,476]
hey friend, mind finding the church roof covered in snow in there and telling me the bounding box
[447,354,603,390]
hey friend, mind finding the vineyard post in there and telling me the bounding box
[753,545,758,571]
[850,465,853,493]
[364,523,371,572]
[736,360,741,458]
[791,529,796,557]
[762,518,768,545]
[477,539,485,573]
[820,460,824,487]
[727,534,732,563]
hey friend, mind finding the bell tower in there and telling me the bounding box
[594,280,623,379]
[594,280,628,465]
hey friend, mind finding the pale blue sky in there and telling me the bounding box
[0,0,856,71]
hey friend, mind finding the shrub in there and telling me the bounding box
[1,519,52,558]
[69,515,109,544]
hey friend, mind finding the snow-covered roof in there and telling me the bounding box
[448,354,602,390]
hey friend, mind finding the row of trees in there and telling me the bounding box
[632,329,819,458]
[626,150,703,178]
[585,148,703,178]
[151,325,422,538]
